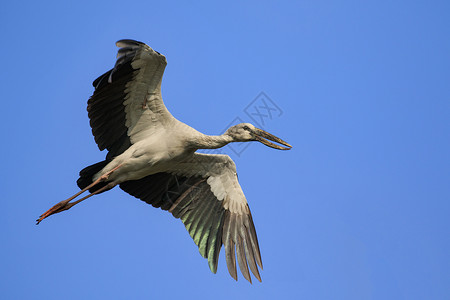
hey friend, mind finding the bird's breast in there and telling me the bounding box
[109,133,193,182]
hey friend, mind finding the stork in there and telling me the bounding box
[37,39,292,283]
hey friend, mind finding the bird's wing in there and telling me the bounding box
[87,39,174,159]
[119,153,263,283]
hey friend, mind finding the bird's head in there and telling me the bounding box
[226,123,292,150]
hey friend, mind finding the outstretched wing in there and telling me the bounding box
[87,39,174,159]
[119,153,263,283]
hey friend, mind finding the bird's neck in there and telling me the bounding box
[191,133,233,149]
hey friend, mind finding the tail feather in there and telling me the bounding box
[77,160,109,193]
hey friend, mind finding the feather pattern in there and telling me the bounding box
[119,153,263,282]
[86,40,173,157]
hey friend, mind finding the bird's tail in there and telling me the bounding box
[77,160,110,193]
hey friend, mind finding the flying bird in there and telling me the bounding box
[37,39,292,283]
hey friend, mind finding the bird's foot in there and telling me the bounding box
[36,199,72,225]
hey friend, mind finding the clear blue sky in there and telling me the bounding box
[1,1,449,299]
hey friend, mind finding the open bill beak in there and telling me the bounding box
[253,128,292,150]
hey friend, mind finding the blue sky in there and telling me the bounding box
[1,1,449,299]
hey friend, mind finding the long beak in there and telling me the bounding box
[253,128,292,150]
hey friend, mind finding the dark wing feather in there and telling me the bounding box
[88,56,134,157]
[87,39,170,159]
[119,172,262,283]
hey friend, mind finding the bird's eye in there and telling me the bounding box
[243,126,250,131]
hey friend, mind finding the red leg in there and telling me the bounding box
[36,165,121,224]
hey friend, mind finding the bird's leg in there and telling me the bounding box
[36,164,122,224]
[36,182,117,224]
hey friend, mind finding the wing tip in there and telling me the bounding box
[222,210,264,283]
[115,39,145,48]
